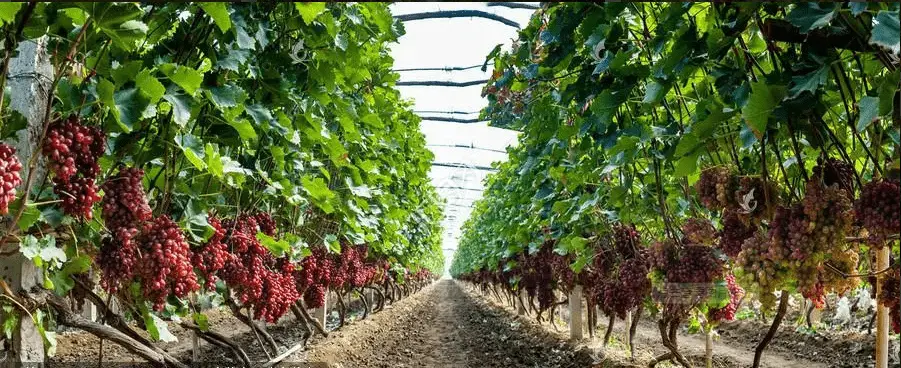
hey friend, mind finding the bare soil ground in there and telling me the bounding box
[49,280,898,368]
[302,279,594,368]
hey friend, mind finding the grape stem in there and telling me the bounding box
[824,262,895,279]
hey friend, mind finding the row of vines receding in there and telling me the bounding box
[0,2,443,365]
[452,2,899,368]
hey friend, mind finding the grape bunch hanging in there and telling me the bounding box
[42,116,105,219]
[0,144,22,215]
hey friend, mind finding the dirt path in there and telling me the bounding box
[302,279,592,368]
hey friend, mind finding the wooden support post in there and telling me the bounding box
[569,285,583,340]
[2,37,53,368]
[875,246,889,368]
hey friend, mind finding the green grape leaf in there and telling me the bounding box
[296,2,327,25]
[0,3,23,26]
[257,233,290,257]
[742,82,786,139]
[193,313,209,331]
[246,104,274,126]
[870,10,900,54]
[788,66,828,98]
[113,88,151,131]
[159,64,204,95]
[17,204,41,232]
[175,133,207,170]
[857,96,880,132]
[81,3,146,51]
[324,233,341,253]
[135,69,165,104]
[2,306,19,339]
[226,119,257,141]
[207,84,246,108]
[674,153,700,177]
[302,176,335,213]
[199,3,231,32]
[143,311,177,343]
[787,3,837,34]
[162,91,194,128]
[49,255,92,296]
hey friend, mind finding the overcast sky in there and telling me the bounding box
[387,3,536,274]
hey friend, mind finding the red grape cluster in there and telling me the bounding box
[666,245,724,284]
[192,215,232,290]
[719,209,756,258]
[696,167,736,211]
[550,251,576,291]
[681,217,717,245]
[878,268,900,333]
[0,144,22,215]
[854,179,900,241]
[790,179,853,260]
[801,280,827,309]
[613,223,641,259]
[254,212,277,236]
[42,116,105,219]
[601,258,650,319]
[135,216,200,310]
[341,245,365,288]
[813,157,855,195]
[98,226,139,293]
[218,214,300,321]
[100,167,152,231]
[56,176,101,219]
[302,247,334,308]
[256,259,300,323]
[708,273,745,322]
[736,178,855,309]
[649,240,724,317]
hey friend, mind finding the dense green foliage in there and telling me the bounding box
[0,1,443,351]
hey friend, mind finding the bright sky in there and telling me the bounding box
[388,3,536,274]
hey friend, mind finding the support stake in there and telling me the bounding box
[569,285,583,340]
[875,246,889,368]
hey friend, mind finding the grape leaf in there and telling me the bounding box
[199,3,231,32]
[296,3,327,25]
[869,10,900,54]
[857,96,880,132]
[0,3,23,26]
[135,70,165,104]
[175,133,207,170]
[162,91,193,128]
[159,64,203,95]
[742,82,786,139]
[143,311,177,343]
[787,3,837,34]
[789,66,828,98]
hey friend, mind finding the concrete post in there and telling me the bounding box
[2,36,53,367]
[569,285,583,340]
[80,299,97,322]
[365,289,374,306]
[1,255,44,365]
